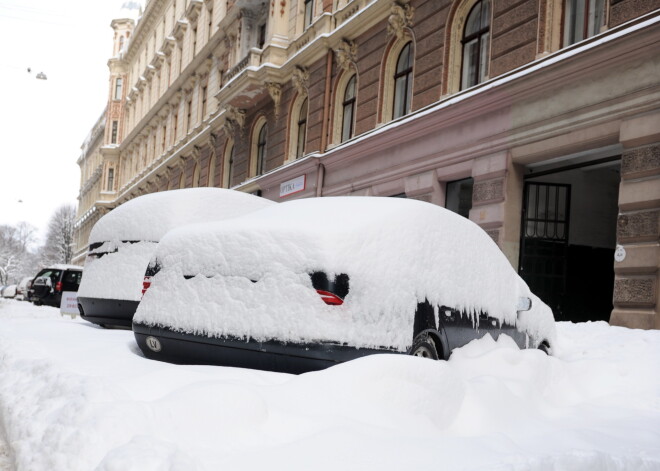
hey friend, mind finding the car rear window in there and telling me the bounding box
[63,271,82,286]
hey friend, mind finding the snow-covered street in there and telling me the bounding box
[0,298,659,470]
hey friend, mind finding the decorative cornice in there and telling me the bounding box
[185,0,203,23]
[173,19,189,41]
[387,2,414,39]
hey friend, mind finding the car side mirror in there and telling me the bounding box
[517,297,532,312]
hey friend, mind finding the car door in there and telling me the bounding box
[62,270,82,292]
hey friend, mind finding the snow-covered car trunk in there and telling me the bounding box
[133,197,556,372]
[77,188,274,328]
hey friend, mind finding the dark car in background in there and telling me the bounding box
[134,197,556,374]
[29,265,83,308]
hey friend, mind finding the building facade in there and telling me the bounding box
[74,0,660,328]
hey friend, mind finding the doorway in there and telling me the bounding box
[519,159,620,322]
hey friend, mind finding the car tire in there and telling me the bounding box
[411,333,439,360]
[538,341,550,355]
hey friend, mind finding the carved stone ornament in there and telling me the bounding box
[177,155,189,172]
[222,119,234,137]
[266,82,282,118]
[208,133,218,153]
[165,165,175,180]
[225,105,246,130]
[292,66,310,97]
[335,39,358,71]
[387,2,414,39]
[191,145,201,163]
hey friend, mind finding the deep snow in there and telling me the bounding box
[1,299,659,470]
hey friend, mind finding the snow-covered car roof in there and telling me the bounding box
[136,197,555,350]
[89,188,274,243]
[39,264,83,272]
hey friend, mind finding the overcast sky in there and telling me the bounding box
[0,0,137,244]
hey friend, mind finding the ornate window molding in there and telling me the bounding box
[287,94,309,162]
[250,116,268,177]
[379,38,414,124]
[331,71,357,145]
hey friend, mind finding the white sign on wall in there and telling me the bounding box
[280,175,306,198]
[60,291,79,318]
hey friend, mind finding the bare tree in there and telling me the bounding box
[40,204,77,266]
[0,223,38,285]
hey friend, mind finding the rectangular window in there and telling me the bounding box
[445,178,474,218]
[111,121,118,144]
[186,99,192,133]
[304,0,313,28]
[258,24,266,49]
[114,78,123,100]
[208,8,213,41]
[563,0,606,46]
[107,168,114,192]
[202,86,207,118]
[162,124,167,152]
[192,27,198,56]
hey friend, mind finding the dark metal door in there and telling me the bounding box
[519,182,571,320]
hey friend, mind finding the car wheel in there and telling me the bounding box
[411,333,439,360]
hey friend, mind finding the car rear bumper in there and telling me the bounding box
[132,322,397,374]
[78,296,139,328]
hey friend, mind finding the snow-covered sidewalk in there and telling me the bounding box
[0,298,659,470]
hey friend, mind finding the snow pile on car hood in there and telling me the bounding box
[88,188,274,243]
[79,189,273,301]
[135,197,555,350]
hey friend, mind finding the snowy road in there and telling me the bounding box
[0,298,659,471]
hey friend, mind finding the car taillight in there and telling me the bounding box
[316,289,344,306]
[55,281,63,292]
[142,276,152,297]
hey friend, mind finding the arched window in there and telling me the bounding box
[192,163,200,188]
[208,150,217,187]
[341,75,356,142]
[461,0,490,90]
[393,42,413,119]
[223,142,234,188]
[296,98,308,159]
[256,124,267,175]
[250,116,268,176]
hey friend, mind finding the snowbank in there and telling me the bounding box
[136,197,555,350]
[0,299,659,470]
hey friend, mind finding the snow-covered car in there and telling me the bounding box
[15,276,33,301]
[77,188,274,328]
[29,265,83,307]
[2,284,17,298]
[133,197,556,373]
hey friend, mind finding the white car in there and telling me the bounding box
[134,197,556,373]
[15,277,33,301]
[77,188,274,328]
[2,284,17,299]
